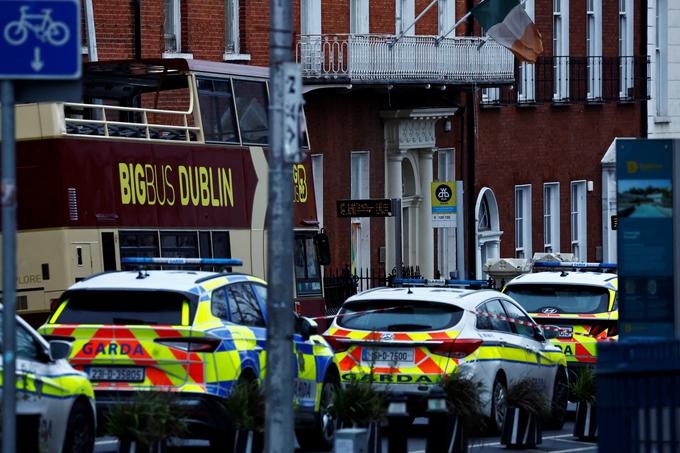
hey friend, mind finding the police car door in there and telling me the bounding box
[500,298,553,392]
[15,320,70,451]
[226,283,267,379]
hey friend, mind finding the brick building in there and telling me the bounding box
[80,0,647,284]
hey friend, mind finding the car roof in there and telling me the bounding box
[66,270,221,292]
[505,271,617,288]
[343,287,506,310]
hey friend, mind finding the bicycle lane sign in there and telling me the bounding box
[0,0,80,79]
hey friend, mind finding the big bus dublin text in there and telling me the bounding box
[6,59,326,327]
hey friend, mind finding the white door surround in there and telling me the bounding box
[381,108,458,278]
[475,187,503,279]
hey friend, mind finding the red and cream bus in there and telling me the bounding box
[6,59,325,326]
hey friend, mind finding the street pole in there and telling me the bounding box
[392,198,402,278]
[1,80,17,453]
[266,0,300,451]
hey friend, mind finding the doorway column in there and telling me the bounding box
[385,150,405,274]
[418,148,435,278]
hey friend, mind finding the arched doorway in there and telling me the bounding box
[475,187,502,279]
[401,156,418,267]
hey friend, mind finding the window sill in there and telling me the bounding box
[516,101,537,108]
[162,52,194,59]
[480,102,502,109]
[654,116,672,124]
[223,53,251,62]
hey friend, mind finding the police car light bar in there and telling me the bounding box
[533,261,617,270]
[392,278,491,288]
[121,257,243,266]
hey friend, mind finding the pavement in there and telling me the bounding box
[95,420,597,452]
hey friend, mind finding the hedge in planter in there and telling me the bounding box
[328,378,385,453]
[426,371,486,453]
[570,367,597,440]
[105,391,187,453]
[500,378,550,448]
[222,379,265,453]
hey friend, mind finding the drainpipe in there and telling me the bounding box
[85,0,98,61]
[464,0,477,279]
[133,0,142,59]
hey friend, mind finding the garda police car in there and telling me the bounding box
[2,307,96,453]
[324,280,568,431]
[503,261,618,369]
[39,258,340,451]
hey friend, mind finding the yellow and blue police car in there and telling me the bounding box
[2,306,96,453]
[324,279,569,432]
[503,261,618,370]
[39,258,340,451]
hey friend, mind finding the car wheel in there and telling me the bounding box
[63,399,95,453]
[489,375,507,434]
[296,374,339,451]
[546,369,569,430]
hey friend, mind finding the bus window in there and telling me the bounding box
[212,231,231,258]
[294,234,322,296]
[120,231,160,259]
[197,78,240,144]
[199,231,212,258]
[233,79,268,145]
[160,231,199,258]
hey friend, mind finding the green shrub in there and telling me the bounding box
[222,379,265,432]
[569,367,597,405]
[328,378,385,427]
[105,391,187,447]
[504,378,551,418]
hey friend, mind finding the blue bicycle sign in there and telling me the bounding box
[4,6,70,47]
[0,0,80,80]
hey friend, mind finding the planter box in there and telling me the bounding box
[426,414,467,453]
[573,402,597,440]
[334,421,382,453]
[500,407,542,448]
[234,430,264,453]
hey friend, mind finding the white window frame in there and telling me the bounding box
[543,183,560,253]
[438,0,456,36]
[396,0,415,36]
[163,0,181,55]
[224,0,250,61]
[518,0,536,103]
[515,185,532,259]
[618,0,634,99]
[586,0,602,101]
[655,0,669,118]
[553,0,570,101]
[311,154,324,228]
[351,0,370,34]
[436,148,456,278]
[570,181,587,260]
[301,0,322,35]
[351,152,371,273]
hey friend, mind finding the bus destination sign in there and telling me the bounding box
[337,199,393,218]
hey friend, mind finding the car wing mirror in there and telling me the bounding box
[49,340,72,361]
[541,326,560,341]
[297,316,319,340]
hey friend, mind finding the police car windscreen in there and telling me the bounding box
[337,300,464,331]
[504,284,610,314]
[55,290,187,325]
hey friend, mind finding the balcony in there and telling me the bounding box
[481,56,650,106]
[296,34,515,85]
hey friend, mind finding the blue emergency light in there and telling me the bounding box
[392,278,491,288]
[533,261,617,270]
[121,257,243,266]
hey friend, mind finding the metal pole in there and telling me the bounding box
[456,181,465,279]
[266,0,295,451]
[392,198,403,278]
[84,0,98,61]
[390,0,438,47]
[673,140,680,339]
[2,80,17,453]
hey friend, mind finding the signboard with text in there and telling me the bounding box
[617,139,674,338]
[431,181,457,228]
[337,199,393,218]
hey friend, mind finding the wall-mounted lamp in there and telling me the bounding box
[444,119,453,132]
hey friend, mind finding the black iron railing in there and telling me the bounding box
[482,55,649,106]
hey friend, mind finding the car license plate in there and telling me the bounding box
[557,326,573,338]
[361,348,414,366]
[87,367,145,382]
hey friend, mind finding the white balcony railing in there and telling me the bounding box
[296,34,515,84]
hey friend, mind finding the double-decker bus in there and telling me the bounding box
[6,59,325,326]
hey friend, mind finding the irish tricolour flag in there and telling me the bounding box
[471,0,543,63]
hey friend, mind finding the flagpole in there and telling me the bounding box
[436,11,472,44]
[390,0,439,48]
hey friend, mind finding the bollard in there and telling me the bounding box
[426,389,466,453]
[335,427,368,453]
[386,396,410,453]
